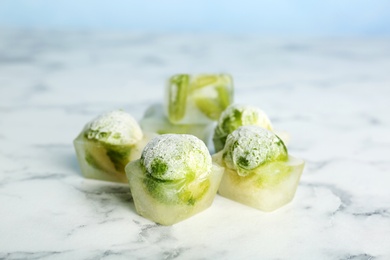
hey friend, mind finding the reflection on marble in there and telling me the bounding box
[1,29,390,259]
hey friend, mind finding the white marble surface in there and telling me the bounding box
[1,29,390,259]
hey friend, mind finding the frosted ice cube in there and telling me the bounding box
[213,126,304,211]
[125,134,224,225]
[73,110,154,183]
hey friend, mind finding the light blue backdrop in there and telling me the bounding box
[1,0,389,35]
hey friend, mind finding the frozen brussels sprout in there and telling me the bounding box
[165,74,233,124]
[213,126,304,211]
[74,110,153,183]
[213,104,273,152]
[140,103,215,145]
[126,134,224,225]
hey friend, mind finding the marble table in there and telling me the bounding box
[1,29,390,259]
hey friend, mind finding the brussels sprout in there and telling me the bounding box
[165,74,234,124]
[213,104,273,152]
[222,126,287,176]
[126,134,224,225]
[74,110,152,183]
[213,126,304,212]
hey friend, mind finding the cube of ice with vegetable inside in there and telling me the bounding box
[165,74,234,124]
[213,104,290,153]
[126,134,224,225]
[213,104,273,153]
[140,103,215,145]
[73,110,152,183]
[213,126,304,212]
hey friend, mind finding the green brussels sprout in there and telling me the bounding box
[139,134,211,204]
[126,134,224,225]
[84,110,143,145]
[74,110,149,183]
[213,104,273,152]
[213,126,304,212]
[222,126,287,176]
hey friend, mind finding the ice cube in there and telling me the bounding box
[73,110,154,183]
[165,74,234,124]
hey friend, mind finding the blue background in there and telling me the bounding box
[1,0,390,36]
